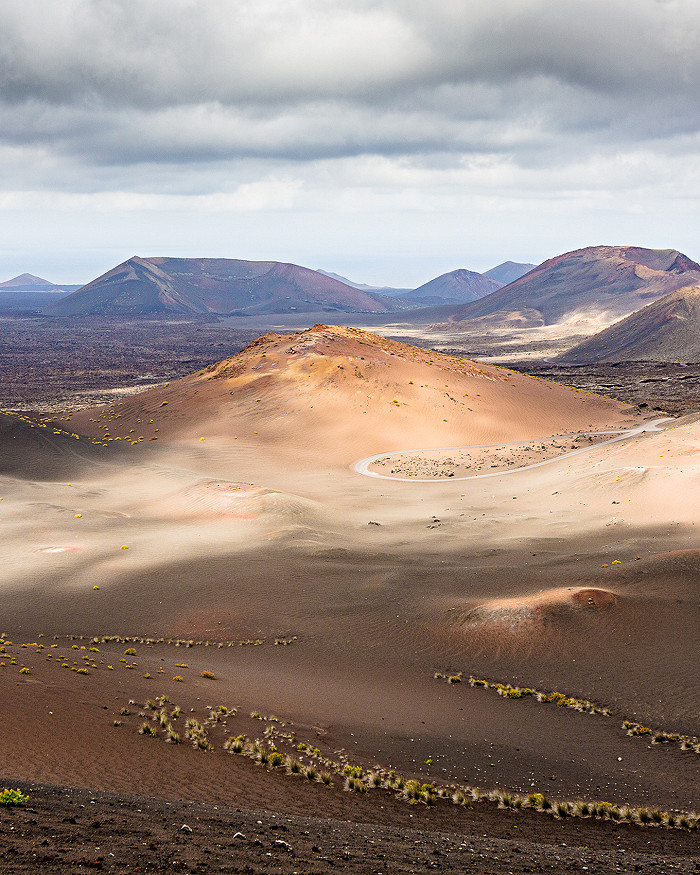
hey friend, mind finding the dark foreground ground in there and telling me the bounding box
[2,781,699,874]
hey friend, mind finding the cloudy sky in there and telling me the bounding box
[2,0,700,286]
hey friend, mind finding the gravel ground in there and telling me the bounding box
[1,781,698,874]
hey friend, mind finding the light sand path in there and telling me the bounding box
[352,417,673,482]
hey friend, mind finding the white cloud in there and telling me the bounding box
[1,1,700,282]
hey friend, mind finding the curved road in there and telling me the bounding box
[352,417,673,483]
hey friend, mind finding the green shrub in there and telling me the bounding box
[224,735,245,754]
[0,788,28,806]
[556,801,571,818]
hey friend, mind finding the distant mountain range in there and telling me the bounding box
[483,261,536,285]
[316,262,534,304]
[8,251,700,361]
[314,270,412,297]
[44,257,415,317]
[398,268,501,306]
[0,273,81,292]
[426,246,700,328]
[42,257,534,317]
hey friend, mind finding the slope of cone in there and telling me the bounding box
[71,323,634,467]
[559,285,700,363]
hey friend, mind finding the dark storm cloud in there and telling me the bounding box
[1,1,700,175]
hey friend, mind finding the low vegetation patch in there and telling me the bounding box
[122,694,698,834]
[623,721,700,754]
[0,788,28,807]
[435,671,612,714]
[436,671,699,759]
[455,674,612,715]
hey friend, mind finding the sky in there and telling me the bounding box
[2,0,700,287]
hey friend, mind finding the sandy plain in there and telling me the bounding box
[1,323,698,871]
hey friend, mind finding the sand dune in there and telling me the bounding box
[140,479,320,523]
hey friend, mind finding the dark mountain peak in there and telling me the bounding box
[483,261,536,285]
[666,252,700,274]
[0,273,57,290]
[400,268,501,306]
[43,256,410,317]
[441,245,700,326]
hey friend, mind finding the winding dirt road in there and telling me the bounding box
[352,417,672,483]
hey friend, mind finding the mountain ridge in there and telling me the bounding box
[44,256,410,317]
[483,261,536,285]
[0,273,82,292]
[435,246,700,327]
[399,268,502,306]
